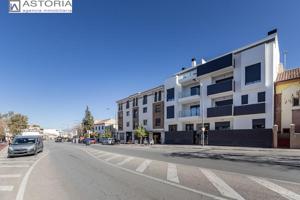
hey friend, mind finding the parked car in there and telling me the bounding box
[83,138,96,145]
[102,138,115,145]
[8,135,43,158]
[55,137,63,142]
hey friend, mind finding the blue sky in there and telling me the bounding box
[0,0,299,129]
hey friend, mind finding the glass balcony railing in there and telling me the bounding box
[179,108,200,117]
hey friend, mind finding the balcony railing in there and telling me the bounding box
[234,103,266,116]
[179,90,200,98]
[207,105,233,118]
[179,109,200,118]
[207,80,233,96]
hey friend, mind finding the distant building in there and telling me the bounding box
[94,119,116,136]
[43,129,60,140]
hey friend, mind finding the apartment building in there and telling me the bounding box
[164,30,280,134]
[117,85,164,144]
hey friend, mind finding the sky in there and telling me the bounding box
[0,0,299,129]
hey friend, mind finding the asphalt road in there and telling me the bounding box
[0,142,300,200]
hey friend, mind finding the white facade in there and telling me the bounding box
[164,33,280,132]
[94,119,116,135]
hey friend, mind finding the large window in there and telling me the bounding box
[143,95,147,105]
[190,85,200,96]
[258,91,265,102]
[245,63,261,85]
[293,98,300,106]
[169,124,177,132]
[167,106,175,119]
[126,101,130,109]
[155,118,161,127]
[143,107,147,113]
[158,91,162,101]
[215,121,230,130]
[241,95,248,105]
[252,119,265,129]
[167,88,175,101]
[143,120,147,126]
[185,124,194,131]
[118,104,123,111]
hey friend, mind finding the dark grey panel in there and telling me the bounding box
[207,80,233,96]
[165,131,195,144]
[197,54,233,77]
[207,105,233,118]
[234,103,265,115]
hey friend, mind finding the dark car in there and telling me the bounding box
[8,135,43,158]
[83,138,96,145]
[55,137,63,142]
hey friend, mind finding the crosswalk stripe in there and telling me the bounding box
[136,159,152,173]
[0,165,30,168]
[96,153,111,158]
[167,163,179,183]
[117,157,134,166]
[200,168,245,200]
[105,155,120,162]
[0,174,21,178]
[248,176,300,200]
[0,186,14,191]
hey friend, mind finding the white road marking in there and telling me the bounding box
[136,159,152,173]
[0,161,34,164]
[200,168,245,200]
[16,152,48,200]
[249,176,300,200]
[0,165,30,168]
[85,150,228,200]
[0,174,21,178]
[93,151,104,155]
[0,186,14,191]
[117,157,134,166]
[167,163,179,183]
[96,153,111,158]
[105,154,121,162]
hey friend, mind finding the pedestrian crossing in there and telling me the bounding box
[82,146,300,200]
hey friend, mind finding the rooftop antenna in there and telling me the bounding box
[283,51,287,67]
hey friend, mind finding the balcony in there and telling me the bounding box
[178,69,197,84]
[207,80,233,96]
[207,105,233,118]
[178,109,201,121]
[234,103,266,116]
[178,90,200,104]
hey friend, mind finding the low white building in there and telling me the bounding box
[43,129,60,140]
[94,119,116,135]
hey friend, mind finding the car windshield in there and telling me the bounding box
[12,138,36,145]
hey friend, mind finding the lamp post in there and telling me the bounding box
[200,82,205,146]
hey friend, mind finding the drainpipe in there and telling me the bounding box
[200,82,205,146]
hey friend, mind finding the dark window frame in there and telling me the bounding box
[155,118,161,127]
[293,98,300,106]
[143,107,147,113]
[252,118,265,129]
[126,101,130,109]
[258,91,266,103]
[245,63,261,85]
[167,88,175,102]
[167,106,175,119]
[241,95,248,105]
[143,95,147,105]
[158,91,162,101]
[143,120,147,126]
[215,121,230,130]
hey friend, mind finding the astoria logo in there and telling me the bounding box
[9,0,72,13]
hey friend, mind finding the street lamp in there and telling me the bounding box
[200,82,205,146]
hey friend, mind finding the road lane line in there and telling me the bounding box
[84,150,227,200]
[0,165,30,168]
[200,168,245,200]
[167,163,179,183]
[136,159,152,173]
[16,152,49,200]
[117,157,134,166]
[0,186,14,191]
[0,174,21,178]
[248,176,300,200]
[0,161,34,164]
[105,154,121,162]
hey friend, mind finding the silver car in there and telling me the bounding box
[8,135,43,158]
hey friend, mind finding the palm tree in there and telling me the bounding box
[134,125,148,144]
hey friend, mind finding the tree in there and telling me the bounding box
[7,114,28,135]
[134,125,148,144]
[82,106,94,134]
[0,119,7,141]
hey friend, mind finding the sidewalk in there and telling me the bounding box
[118,144,300,167]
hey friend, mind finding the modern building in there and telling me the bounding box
[94,119,116,136]
[275,67,300,147]
[164,30,280,134]
[116,85,164,144]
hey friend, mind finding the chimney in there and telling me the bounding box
[191,58,197,67]
[201,58,206,64]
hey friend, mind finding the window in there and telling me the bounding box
[158,91,162,101]
[190,105,200,116]
[258,92,265,102]
[126,122,130,127]
[143,107,147,113]
[155,104,161,113]
[293,98,300,106]
[167,106,175,119]
[133,98,138,107]
[143,120,147,126]
[126,101,130,109]
[241,95,248,105]
[133,109,138,118]
[191,85,200,96]
[167,88,175,101]
[155,118,161,126]
[215,121,230,130]
[185,124,194,131]
[215,77,233,84]
[143,95,147,105]
[252,119,265,129]
[118,104,123,111]
[169,125,177,132]
[245,63,261,85]
[215,99,233,107]
[126,111,130,116]
[154,92,157,102]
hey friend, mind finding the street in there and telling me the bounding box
[0,142,300,200]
